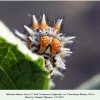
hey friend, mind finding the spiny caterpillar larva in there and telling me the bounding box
[14,14,75,79]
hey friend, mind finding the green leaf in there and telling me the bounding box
[0,21,50,90]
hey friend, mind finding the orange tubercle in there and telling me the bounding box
[32,15,39,31]
[39,36,50,53]
[32,21,39,31]
[51,38,60,56]
[39,14,48,31]
[39,20,48,31]
[52,19,63,34]
[52,25,61,34]
[27,38,31,49]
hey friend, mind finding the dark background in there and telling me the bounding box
[0,1,100,90]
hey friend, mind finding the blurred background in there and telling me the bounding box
[0,1,100,90]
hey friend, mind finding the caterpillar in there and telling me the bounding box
[14,14,75,79]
